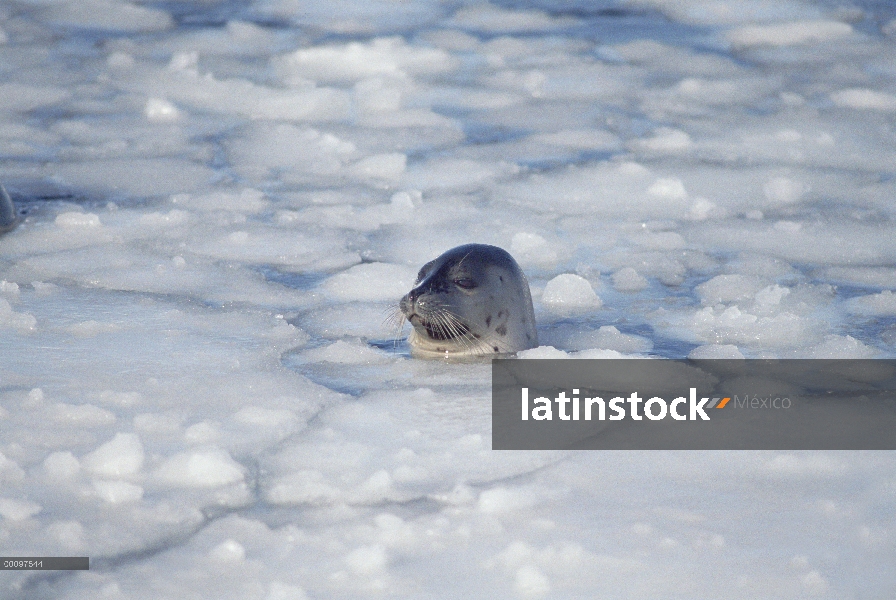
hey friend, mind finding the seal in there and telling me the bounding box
[399,243,538,357]
[0,184,17,234]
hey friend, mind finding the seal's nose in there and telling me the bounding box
[399,290,417,315]
[400,287,424,316]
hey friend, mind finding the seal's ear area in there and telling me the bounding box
[0,184,18,234]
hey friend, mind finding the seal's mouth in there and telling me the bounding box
[406,312,470,341]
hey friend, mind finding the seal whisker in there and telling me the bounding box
[433,309,464,345]
[430,307,468,344]
[439,310,479,352]
[381,305,408,348]
[381,305,404,329]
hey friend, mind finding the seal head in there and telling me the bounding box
[400,244,538,357]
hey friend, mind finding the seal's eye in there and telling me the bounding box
[453,278,476,289]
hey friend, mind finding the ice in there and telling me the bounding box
[696,274,770,305]
[687,344,746,359]
[154,449,245,488]
[227,124,358,181]
[448,4,577,32]
[92,479,143,504]
[830,88,896,111]
[34,0,172,32]
[541,274,602,311]
[628,0,823,25]
[275,37,458,83]
[42,451,81,480]
[250,0,444,33]
[0,498,42,521]
[82,432,144,477]
[0,298,37,332]
[846,290,896,315]
[2,0,896,597]
[610,267,648,292]
[727,20,854,48]
[0,83,70,112]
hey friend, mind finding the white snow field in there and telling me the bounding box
[1,0,895,597]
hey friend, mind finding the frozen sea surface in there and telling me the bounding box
[1,0,896,598]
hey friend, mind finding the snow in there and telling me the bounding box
[1,0,895,598]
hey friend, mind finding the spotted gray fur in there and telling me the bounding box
[399,244,538,358]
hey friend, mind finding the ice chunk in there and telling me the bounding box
[805,335,879,359]
[611,268,648,292]
[0,298,36,332]
[170,189,268,214]
[696,274,769,305]
[275,37,457,84]
[0,497,41,521]
[448,4,576,32]
[302,340,393,365]
[515,564,551,597]
[40,0,173,32]
[511,232,558,267]
[517,346,569,359]
[83,433,144,477]
[321,263,417,302]
[830,88,896,112]
[845,291,896,316]
[629,127,693,153]
[345,544,388,575]
[541,274,601,311]
[49,158,216,197]
[0,83,70,112]
[501,161,690,219]
[573,326,651,353]
[728,20,852,48]
[348,153,407,181]
[0,453,24,485]
[123,67,350,122]
[228,123,357,181]
[55,212,102,228]
[154,448,245,487]
[51,403,116,427]
[93,479,144,503]
[266,469,342,505]
[210,539,246,562]
[763,177,809,204]
[251,0,442,33]
[144,97,180,122]
[688,344,745,359]
[628,0,823,26]
[266,582,309,600]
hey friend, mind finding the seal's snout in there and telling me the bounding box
[399,289,418,318]
[401,286,426,312]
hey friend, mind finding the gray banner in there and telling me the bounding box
[1,557,89,570]
[492,359,896,450]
